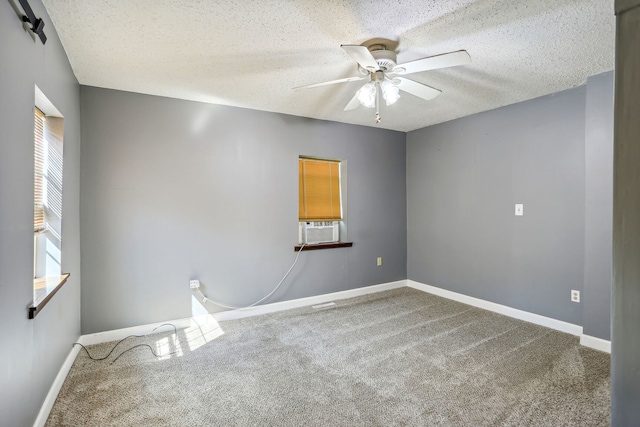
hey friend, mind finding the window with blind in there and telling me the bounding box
[29,88,69,319]
[33,104,64,279]
[298,157,342,221]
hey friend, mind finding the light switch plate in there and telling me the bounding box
[515,204,524,216]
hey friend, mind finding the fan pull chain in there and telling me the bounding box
[375,82,382,124]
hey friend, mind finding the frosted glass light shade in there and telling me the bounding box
[356,82,376,108]
[381,80,400,106]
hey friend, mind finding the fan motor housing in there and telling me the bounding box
[357,46,398,74]
[371,49,397,71]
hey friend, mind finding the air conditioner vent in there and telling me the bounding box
[299,221,339,244]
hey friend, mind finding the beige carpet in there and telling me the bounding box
[47,288,610,426]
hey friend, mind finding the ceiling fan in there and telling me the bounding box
[293,43,471,123]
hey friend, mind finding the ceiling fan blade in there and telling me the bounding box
[292,75,367,91]
[393,50,471,75]
[396,77,441,101]
[343,89,363,111]
[340,45,380,71]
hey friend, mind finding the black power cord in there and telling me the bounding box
[73,323,178,364]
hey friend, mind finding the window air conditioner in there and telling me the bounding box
[299,221,340,244]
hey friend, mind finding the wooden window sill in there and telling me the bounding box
[294,242,353,251]
[29,273,70,319]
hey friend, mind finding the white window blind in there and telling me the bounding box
[33,107,64,234]
[34,107,45,232]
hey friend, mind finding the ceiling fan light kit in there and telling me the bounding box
[380,79,400,106]
[356,71,400,108]
[356,82,376,108]
[293,41,471,124]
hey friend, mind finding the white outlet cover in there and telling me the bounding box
[571,290,580,303]
[515,204,524,216]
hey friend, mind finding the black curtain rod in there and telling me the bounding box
[18,0,47,44]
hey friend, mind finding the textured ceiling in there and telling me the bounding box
[42,0,615,132]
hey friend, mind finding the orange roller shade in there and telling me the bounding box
[299,158,342,221]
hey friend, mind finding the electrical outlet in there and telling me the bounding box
[377,257,383,266]
[189,279,200,289]
[571,290,580,303]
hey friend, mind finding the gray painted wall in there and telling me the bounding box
[407,87,587,325]
[79,86,407,334]
[0,1,616,420]
[0,1,82,426]
[584,71,614,340]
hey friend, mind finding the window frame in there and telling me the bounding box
[297,156,351,250]
[298,156,343,222]
[30,86,69,319]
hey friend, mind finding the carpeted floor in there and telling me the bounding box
[46,288,610,426]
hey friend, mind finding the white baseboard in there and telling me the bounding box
[78,318,193,346]
[78,280,407,346]
[33,340,81,427]
[407,280,583,336]
[580,334,611,353]
[211,280,407,322]
[74,279,609,353]
[407,280,612,353]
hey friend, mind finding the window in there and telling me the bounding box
[298,157,342,221]
[30,87,68,319]
[297,157,352,249]
[33,106,64,278]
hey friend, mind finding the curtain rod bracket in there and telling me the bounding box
[18,0,47,44]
